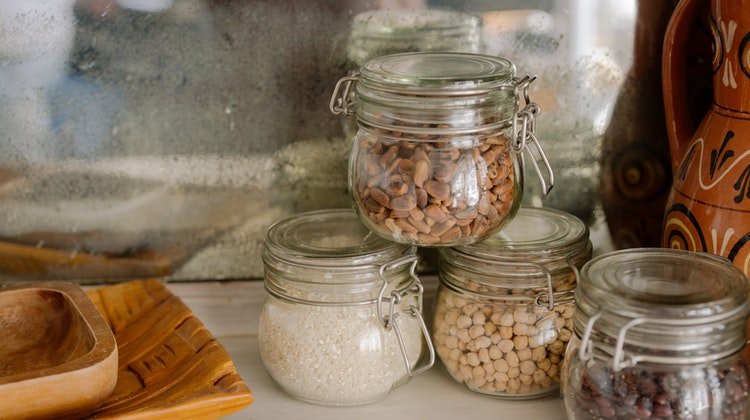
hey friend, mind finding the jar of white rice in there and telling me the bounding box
[259,209,434,406]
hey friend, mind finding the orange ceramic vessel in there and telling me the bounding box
[663,0,750,275]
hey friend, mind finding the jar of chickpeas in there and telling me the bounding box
[432,206,591,399]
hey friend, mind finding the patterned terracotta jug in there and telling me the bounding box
[662,0,750,274]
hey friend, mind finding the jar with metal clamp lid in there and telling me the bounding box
[432,206,591,398]
[258,209,434,406]
[330,52,554,247]
[561,249,750,420]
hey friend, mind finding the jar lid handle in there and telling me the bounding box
[330,74,360,115]
[376,254,435,377]
[511,75,554,196]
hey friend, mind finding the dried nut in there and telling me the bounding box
[413,148,429,162]
[424,205,449,223]
[370,188,391,208]
[380,145,399,168]
[441,226,462,241]
[398,158,415,173]
[423,180,451,201]
[431,217,457,236]
[367,173,386,188]
[388,176,409,197]
[418,233,441,244]
[364,197,384,213]
[384,217,400,234]
[409,208,424,221]
[434,163,458,183]
[390,210,411,219]
[394,218,419,234]
[416,188,428,209]
[455,208,478,220]
[391,194,417,211]
[454,218,473,227]
[414,160,429,188]
[353,134,516,245]
[408,216,432,234]
[478,194,492,216]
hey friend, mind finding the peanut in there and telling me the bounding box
[353,134,516,246]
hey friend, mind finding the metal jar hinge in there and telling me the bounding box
[530,257,579,310]
[511,75,554,196]
[377,254,435,377]
[330,74,359,116]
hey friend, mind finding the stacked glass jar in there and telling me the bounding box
[331,52,553,247]
[433,206,592,398]
[259,51,555,406]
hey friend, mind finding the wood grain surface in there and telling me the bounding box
[0,282,118,419]
[86,279,253,419]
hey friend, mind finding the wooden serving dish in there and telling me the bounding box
[86,279,253,419]
[0,282,119,419]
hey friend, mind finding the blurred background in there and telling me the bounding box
[0,0,646,282]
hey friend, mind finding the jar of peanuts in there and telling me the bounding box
[562,249,750,420]
[259,209,435,406]
[330,52,553,247]
[432,206,590,399]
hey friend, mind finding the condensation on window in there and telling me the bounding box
[0,0,634,282]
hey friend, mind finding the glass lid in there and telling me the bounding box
[351,9,480,40]
[264,209,410,267]
[360,52,514,93]
[459,206,589,260]
[574,248,750,364]
[579,248,749,319]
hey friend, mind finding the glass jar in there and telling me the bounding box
[330,52,553,247]
[562,249,750,420]
[347,9,481,69]
[258,209,434,406]
[432,206,591,399]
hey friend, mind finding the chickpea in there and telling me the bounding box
[433,287,577,397]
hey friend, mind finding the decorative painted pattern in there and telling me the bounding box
[719,19,739,88]
[675,131,750,197]
[664,204,750,275]
[665,127,750,275]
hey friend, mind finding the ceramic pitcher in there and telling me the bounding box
[601,0,675,249]
[662,0,750,274]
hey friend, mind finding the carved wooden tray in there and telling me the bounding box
[86,279,253,419]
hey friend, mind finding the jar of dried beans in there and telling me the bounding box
[330,52,553,247]
[258,209,434,406]
[432,206,591,398]
[562,249,750,420]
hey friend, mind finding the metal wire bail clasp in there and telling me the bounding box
[511,75,554,196]
[329,74,359,116]
[377,254,435,377]
[577,311,642,372]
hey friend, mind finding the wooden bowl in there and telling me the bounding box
[0,282,118,419]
